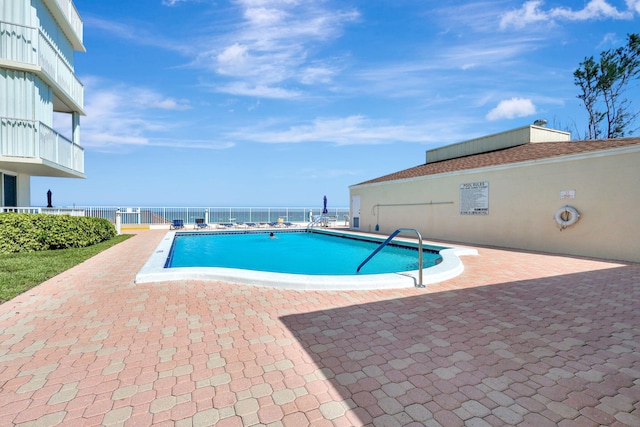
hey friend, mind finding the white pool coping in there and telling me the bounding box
[135,230,478,290]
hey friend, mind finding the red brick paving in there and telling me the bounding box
[0,230,638,426]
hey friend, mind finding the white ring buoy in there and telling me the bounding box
[554,206,580,228]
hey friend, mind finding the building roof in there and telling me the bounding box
[355,137,640,186]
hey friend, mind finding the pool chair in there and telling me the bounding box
[235,222,249,229]
[245,222,258,228]
[218,223,235,229]
[283,222,297,228]
[194,218,209,230]
[170,219,185,230]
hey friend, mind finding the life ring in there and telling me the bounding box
[554,206,580,229]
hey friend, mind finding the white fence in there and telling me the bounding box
[0,207,85,216]
[2,206,351,226]
[85,206,350,226]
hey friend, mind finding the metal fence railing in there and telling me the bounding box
[0,207,85,216]
[68,206,350,226]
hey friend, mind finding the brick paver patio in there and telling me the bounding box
[0,230,638,426]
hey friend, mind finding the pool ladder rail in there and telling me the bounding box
[356,228,425,288]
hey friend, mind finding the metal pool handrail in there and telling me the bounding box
[356,228,425,288]
[307,215,326,229]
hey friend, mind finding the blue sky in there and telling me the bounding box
[32,0,640,208]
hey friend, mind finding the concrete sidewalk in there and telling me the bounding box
[0,230,638,426]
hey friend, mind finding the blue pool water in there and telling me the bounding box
[166,230,442,275]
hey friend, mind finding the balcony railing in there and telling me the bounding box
[38,32,83,108]
[0,21,84,110]
[0,117,84,174]
[44,0,83,49]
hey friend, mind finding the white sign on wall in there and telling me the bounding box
[560,190,576,199]
[460,181,489,215]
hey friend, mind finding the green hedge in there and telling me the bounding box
[0,213,117,254]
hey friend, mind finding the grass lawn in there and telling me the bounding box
[0,234,132,304]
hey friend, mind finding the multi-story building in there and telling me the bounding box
[0,0,85,207]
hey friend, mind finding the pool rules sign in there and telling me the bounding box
[460,181,489,215]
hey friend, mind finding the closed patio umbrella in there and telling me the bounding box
[323,195,328,214]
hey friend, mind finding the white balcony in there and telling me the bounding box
[43,0,84,52]
[0,117,84,178]
[0,21,84,113]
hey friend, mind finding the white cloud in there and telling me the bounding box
[243,6,288,26]
[551,0,630,20]
[162,0,191,6]
[84,17,139,40]
[299,66,338,85]
[193,1,359,95]
[86,2,359,98]
[76,77,227,150]
[148,138,235,149]
[500,0,548,29]
[486,98,536,121]
[216,44,251,76]
[230,115,438,146]
[80,87,161,148]
[84,16,191,55]
[500,0,635,29]
[129,88,191,110]
[214,82,302,99]
[600,32,617,43]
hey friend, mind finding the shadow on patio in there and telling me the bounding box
[280,265,640,426]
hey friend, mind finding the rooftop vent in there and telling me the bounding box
[533,119,548,127]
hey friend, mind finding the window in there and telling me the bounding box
[3,174,17,207]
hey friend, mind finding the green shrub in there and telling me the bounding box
[0,213,117,253]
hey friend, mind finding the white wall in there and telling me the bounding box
[0,70,53,124]
[351,146,640,262]
[0,0,37,27]
[17,173,30,206]
[35,0,75,67]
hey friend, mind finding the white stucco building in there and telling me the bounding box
[0,0,85,207]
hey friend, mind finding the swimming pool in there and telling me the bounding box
[166,230,442,274]
[136,229,478,290]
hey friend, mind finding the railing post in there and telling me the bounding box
[115,208,121,235]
